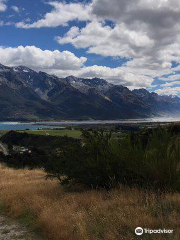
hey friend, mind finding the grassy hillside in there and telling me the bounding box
[0,164,179,240]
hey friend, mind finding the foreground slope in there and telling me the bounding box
[0,165,179,240]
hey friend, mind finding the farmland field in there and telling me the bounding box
[19,129,82,139]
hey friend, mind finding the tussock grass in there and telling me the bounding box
[0,164,180,240]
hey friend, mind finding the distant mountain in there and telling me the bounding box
[0,63,180,121]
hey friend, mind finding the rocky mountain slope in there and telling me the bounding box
[0,63,179,120]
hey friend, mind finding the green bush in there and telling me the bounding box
[114,128,180,190]
[45,130,125,188]
[45,128,180,191]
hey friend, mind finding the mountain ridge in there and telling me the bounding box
[0,63,180,121]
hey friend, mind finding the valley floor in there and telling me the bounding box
[0,164,180,240]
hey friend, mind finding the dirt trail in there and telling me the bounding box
[0,215,40,240]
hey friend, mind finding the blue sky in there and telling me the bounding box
[0,0,124,68]
[0,0,180,96]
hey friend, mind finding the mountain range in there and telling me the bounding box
[0,63,180,121]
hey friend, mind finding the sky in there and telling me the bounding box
[0,0,180,96]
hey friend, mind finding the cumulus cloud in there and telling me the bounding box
[11,6,20,13]
[15,0,180,74]
[161,81,180,87]
[0,0,7,12]
[57,21,155,59]
[16,2,91,28]
[155,87,180,96]
[54,0,180,94]
[11,0,180,94]
[0,45,154,88]
[57,1,180,71]
[92,0,180,24]
[47,65,155,88]
[160,74,180,82]
[0,46,87,71]
[79,65,154,88]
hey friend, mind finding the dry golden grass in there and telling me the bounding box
[0,164,180,240]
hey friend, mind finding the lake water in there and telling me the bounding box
[37,117,180,125]
[0,122,62,130]
[0,117,180,130]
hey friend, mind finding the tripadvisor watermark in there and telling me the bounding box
[135,227,173,236]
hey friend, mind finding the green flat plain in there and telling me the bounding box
[20,129,82,139]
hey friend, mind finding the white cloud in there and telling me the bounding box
[54,0,180,89]
[155,87,180,96]
[15,0,180,76]
[16,2,91,28]
[0,0,7,12]
[57,21,155,59]
[92,0,180,23]
[11,0,180,95]
[11,6,20,13]
[79,65,154,88]
[161,81,180,87]
[47,65,154,89]
[0,46,87,71]
[160,74,180,82]
[0,45,154,88]
[57,21,180,75]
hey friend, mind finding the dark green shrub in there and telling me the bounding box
[141,129,180,190]
[0,131,80,170]
[45,128,180,191]
[114,128,180,191]
[45,130,126,188]
[0,148,48,169]
[1,131,79,151]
